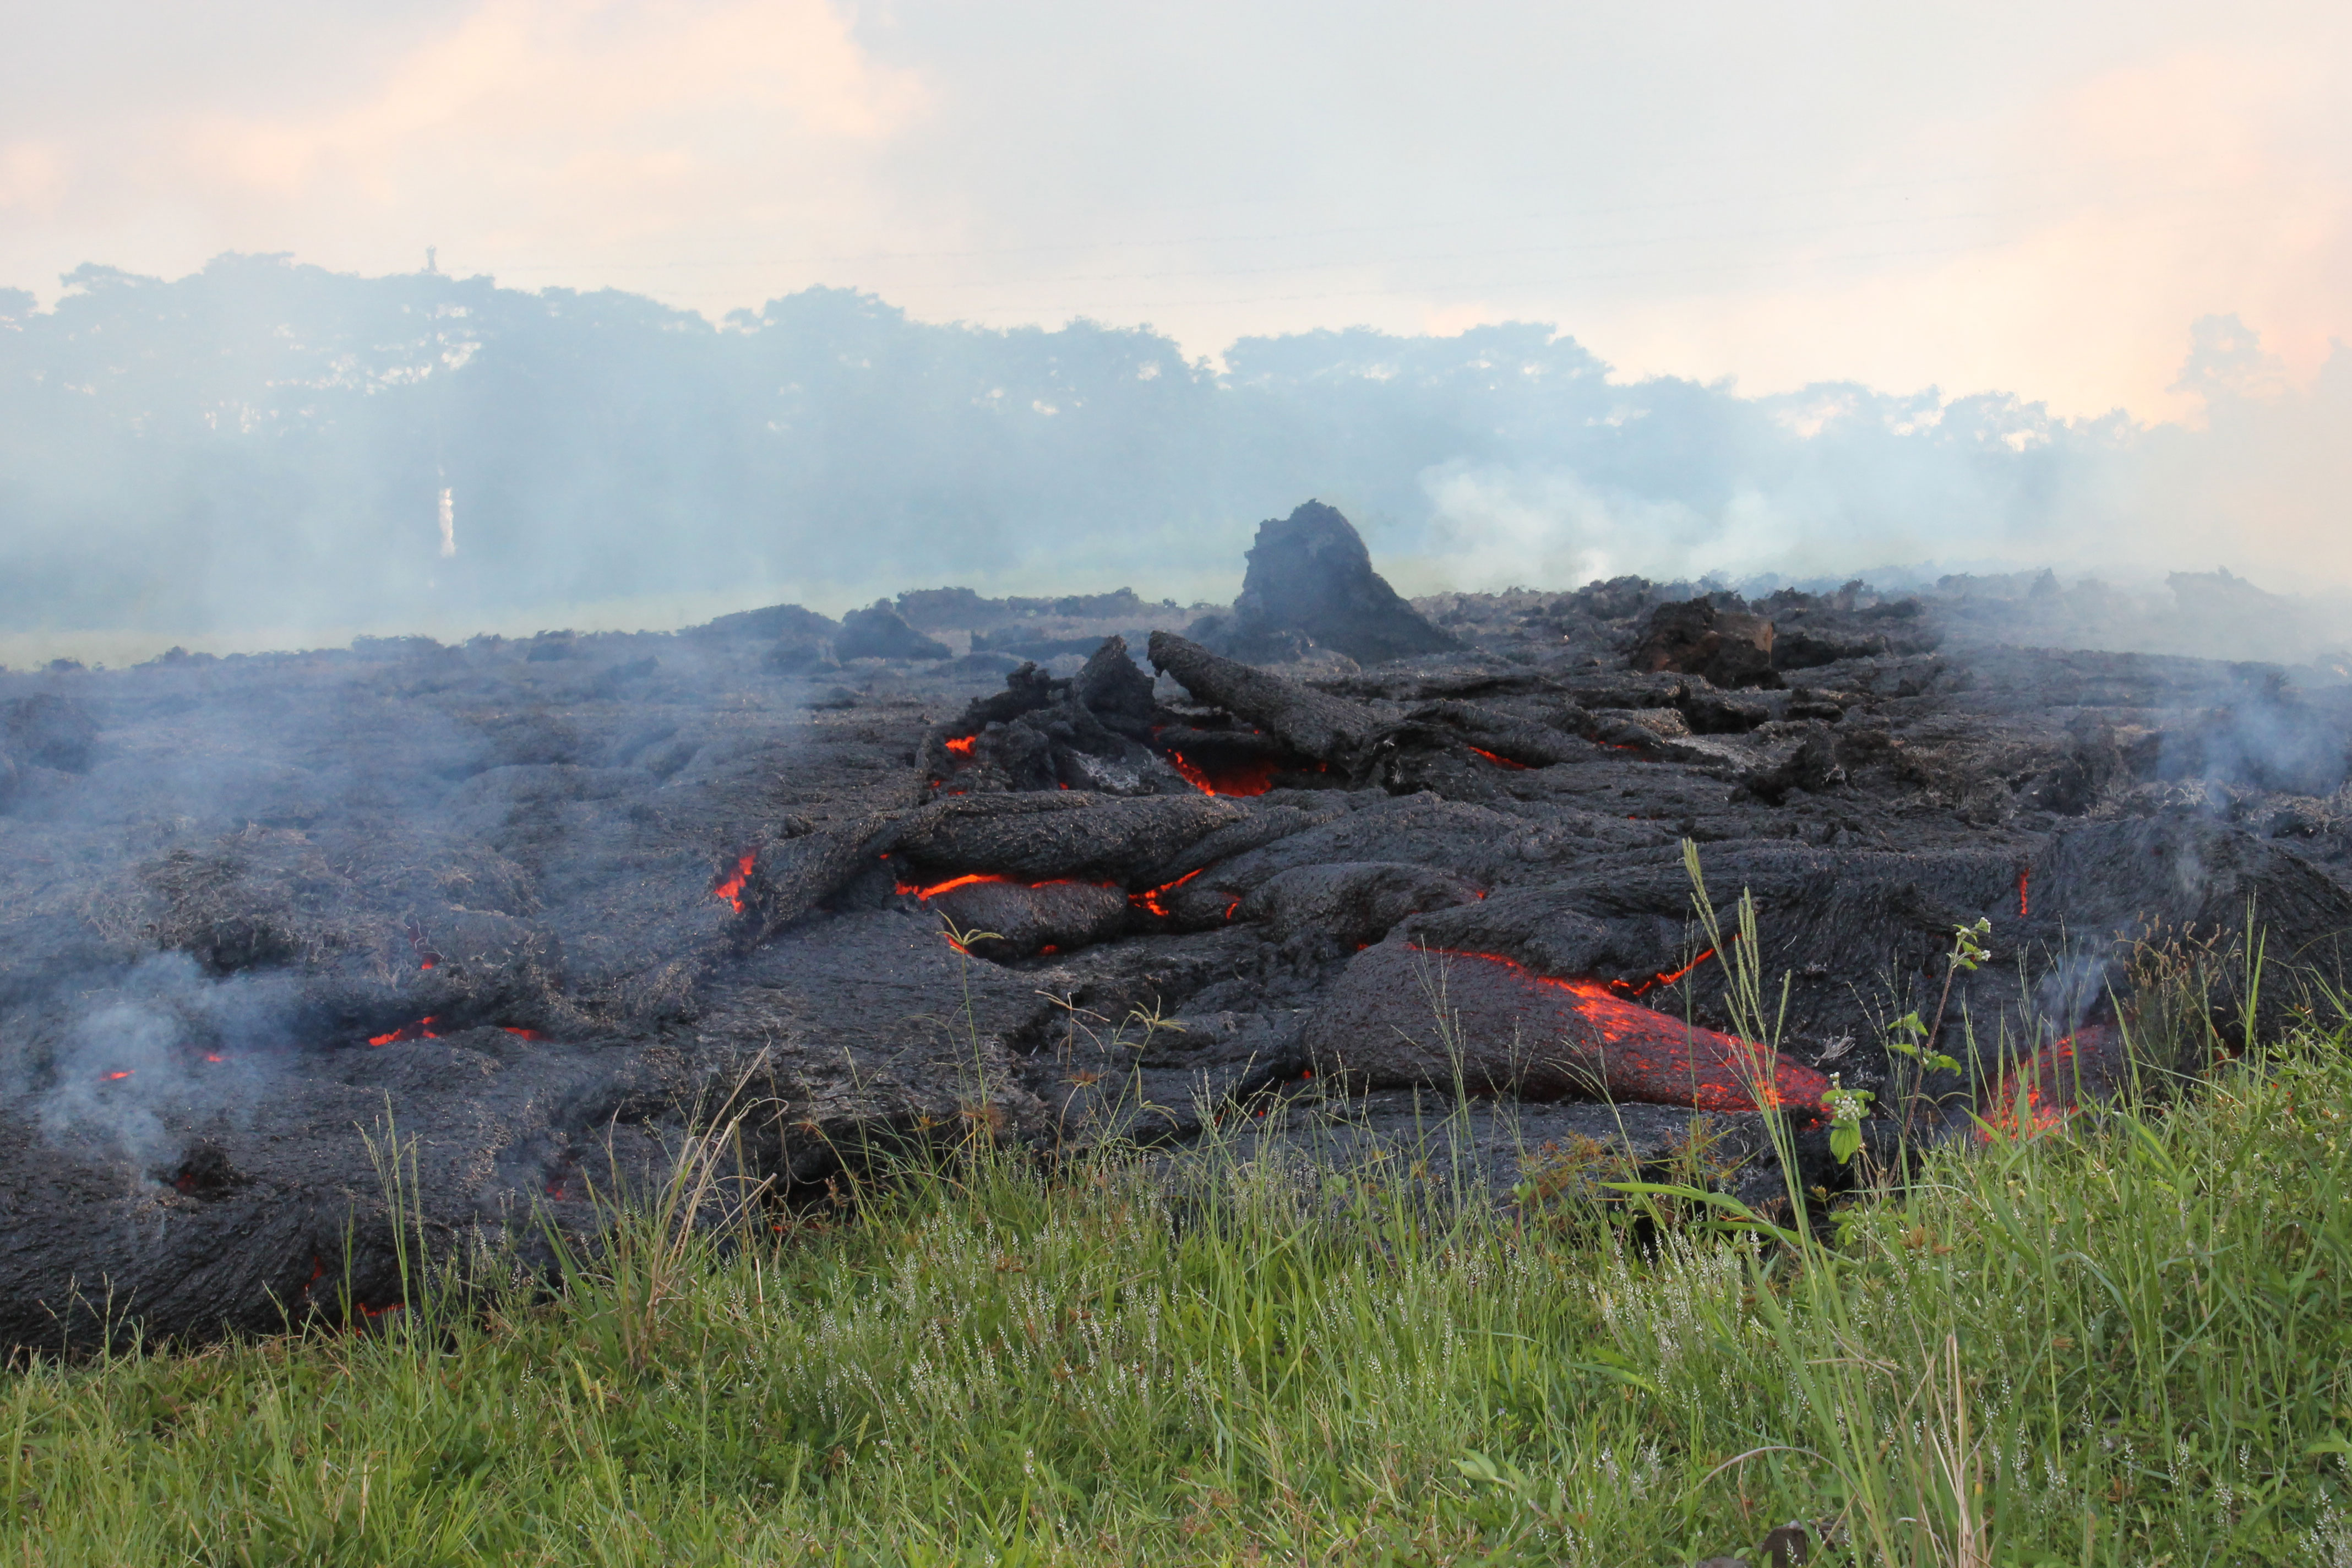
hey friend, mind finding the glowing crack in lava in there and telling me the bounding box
[1977,1025,2116,1140]
[1129,867,1202,918]
[1315,943,1831,1117]
[368,1017,439,1046]
[2018,870,2030,919]
[1167,750,1279,798]
[1605,946,1719,999]
[1467,747,1529,771]
[711,851,757,912]
[895,872,1115,901]
[943,734,977,758]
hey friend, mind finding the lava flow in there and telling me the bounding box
[1167,750,1280,797]
[895,872,1116,901]
[1130,867,1203,918]
[368,1017,439,1046]
[711,851,758,912]
[1390,945,1830,1115]
[943,734,977,757]
[1467,746,1529,771]
[1605,947,1718,999]
[1977,1024,2116,1140]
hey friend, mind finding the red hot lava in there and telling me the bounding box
[943,734,977,757]
[895,872,1117,901]
[368,1017,439,1046]
[1978,1024,2120,1140]
[1467,747,1530,771]
[1310,942,1831,1118]
[1129,867,1204,918]
[711,851,758,913]
[1167,750,1280,798]
[1605,947,1719,999]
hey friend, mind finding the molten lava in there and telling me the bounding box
[2018,870,2030,919]
[896,872,1117,901]
[1405,945,1829,1117]
[711,851,758,913]
[1977,1025,2115,1140]
[102,1070,132,1081]
[1606,949,1717,999]
[1467,747,1530,771]
[368,1017,439,1047]
[1129,867,1203,918]
[943,734,977,757]
[1167,750,1280,797]
[500,1027,545,1042]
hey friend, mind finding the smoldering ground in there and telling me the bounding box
[5,505,2352,1354]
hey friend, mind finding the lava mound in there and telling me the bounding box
[7,519,2352,1353]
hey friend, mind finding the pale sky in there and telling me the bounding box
[3,0,2348,422]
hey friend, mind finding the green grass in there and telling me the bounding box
[8,1034,2352,1566]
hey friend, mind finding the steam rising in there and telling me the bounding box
[0,254,2345,655]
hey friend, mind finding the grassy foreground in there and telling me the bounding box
[7,1041,2352,1566]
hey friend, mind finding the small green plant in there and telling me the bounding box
[1821,1072,1874,1166]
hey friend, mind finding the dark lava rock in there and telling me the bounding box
[1208,502,1460,663]
[836,600,952,662]
[683,602,840,645]
[1632,598,1779,688]
[10,540,2352,1355]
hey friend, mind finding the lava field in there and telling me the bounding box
[6,501,2352,1353]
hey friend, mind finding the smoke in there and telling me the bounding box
[0,254,2345,656]
[31,953,293,1172]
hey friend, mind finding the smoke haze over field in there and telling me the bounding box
[3,1,2348,655]
[0,254,2347,655]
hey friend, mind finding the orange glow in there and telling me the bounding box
[1467,747,1530,771]
[712,850,758,912]
[102,1070,132,1081]
[1168,750,1279,797]
[896,872,1119,901]
[1130,867,1202,918]
[944,734,977,757]
[2018,870,2030,919]
[203,1054,224,1064]
[368,1017,439,1046]
[500,1027,545,1041]
[1408,944,1826,1115]
[1978,1031,2083,1140]
[418,957,437,971]
[1608,948,1717,998]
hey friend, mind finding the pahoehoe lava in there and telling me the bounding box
[6,502,2351,1352]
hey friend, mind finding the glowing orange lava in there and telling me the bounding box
[897,873,1120,902]
[943,734,977,757]
[1606,948,1718,998]
[1408,944,1828,1115]
[1129,868,1203,918]
[102,1070,132,1081]
[1977,1030,2090,1140]
[711,851,758,912]
[1467,747,1529,771]
[368,1017,439,1047]
[1168,750,1279,797]
[2018,870,2030,919]
[500,1027,545,1041]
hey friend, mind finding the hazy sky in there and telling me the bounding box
[4,1,2346,423]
